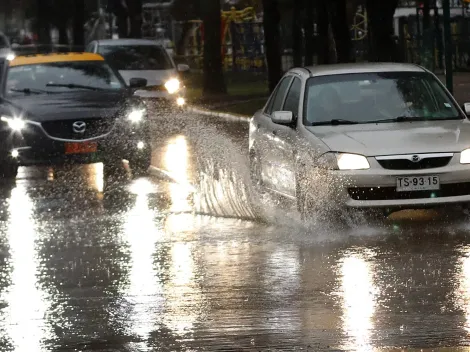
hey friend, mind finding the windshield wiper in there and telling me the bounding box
[9,88,49,95]
[311,119,359,126]
[369,116,462,123]
[46,83,105,91]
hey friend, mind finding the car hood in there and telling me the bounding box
[307,119,470,156]
[5,90,130,122]
[118,69,176,86]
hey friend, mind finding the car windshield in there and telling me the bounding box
[5,61,123,95]
[97,44,173,70]
[304,72,462,125]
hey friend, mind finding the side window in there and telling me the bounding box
[283,77,301,117]
[265,76,292,115]
[271,77,293,113]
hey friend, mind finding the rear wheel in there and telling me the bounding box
[0,162,18,180]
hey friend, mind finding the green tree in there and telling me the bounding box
[201,0,226,96]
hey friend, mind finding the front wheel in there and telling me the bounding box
[0,162,18,180]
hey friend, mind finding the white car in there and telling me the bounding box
[86,39,188,108]
[249,63,470,216]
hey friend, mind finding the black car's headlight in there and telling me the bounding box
[127,109,146,123]
[1,115,26,131]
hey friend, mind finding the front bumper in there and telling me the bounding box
[330,155,470,209]
[133,89,186,108]
[1,118,151,167]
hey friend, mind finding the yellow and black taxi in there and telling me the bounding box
[0,52,151,179]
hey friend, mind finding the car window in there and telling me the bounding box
[270,77,293,114]
[5,61,123,95]
[283,77,301,117]
[97,45,173,70]
[304,72,461,125]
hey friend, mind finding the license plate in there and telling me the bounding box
[396,176,440,192]
[64,142,97,154]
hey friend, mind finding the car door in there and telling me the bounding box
[258,75,293,190]
[268,75,302,198]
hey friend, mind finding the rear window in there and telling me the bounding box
[98,45,173,71]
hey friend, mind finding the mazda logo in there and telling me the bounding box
[411,155,421,163]
[72,121,86,134]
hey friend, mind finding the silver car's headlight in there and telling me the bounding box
[337,153,370,170]
[317,152,370,170]
[461,148,470,164]
[127,109,145,123]
[164,78,180,94]
[1,115,26,131]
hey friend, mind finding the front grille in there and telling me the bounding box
[41,118,114,140]
[348,182,470,201]
[377,156,452,170]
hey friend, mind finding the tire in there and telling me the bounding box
[103,160,125,190]
[0,162,18,180]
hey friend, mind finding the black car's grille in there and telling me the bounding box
[41,118,114,140]
[348,182,470,201]
[376,156,452,170]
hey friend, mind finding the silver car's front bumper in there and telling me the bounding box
[332,154,470,208]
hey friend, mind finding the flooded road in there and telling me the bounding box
[2,113,470,351]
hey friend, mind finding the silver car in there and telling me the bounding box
[86,39,189,107]
[249,63,470,215]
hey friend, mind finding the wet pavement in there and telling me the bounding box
[3,113,470,351]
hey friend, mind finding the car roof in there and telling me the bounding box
[9,52,104,67]
[96,39,163,47]
[293,62,426,77]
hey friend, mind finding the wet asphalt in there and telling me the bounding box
[2,113,470,351]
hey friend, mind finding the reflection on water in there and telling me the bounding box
[338,249,377,351]
[2,184,51,351]
[123,178,163,340]
[163,242,203,336]
[456,246,470,333]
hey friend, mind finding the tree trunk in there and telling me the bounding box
[292,0,303,67]
[177,22,193,56]
[73,0,85,48]
[303,0,314,65]
[316,0,330,64]
[330,0,353,63]
[262,0,282,92]
[57,21,68,45]
[366,0,399,61]
[128,0,142,38]
[37,0,52,44]
[201,0,227,96]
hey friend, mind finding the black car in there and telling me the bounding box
[0,52,151,179]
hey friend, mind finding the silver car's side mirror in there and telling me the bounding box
[464,102,470,116]
[272,111,293,125]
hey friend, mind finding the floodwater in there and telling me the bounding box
[0,113,470,351]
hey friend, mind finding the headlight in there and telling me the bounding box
[461,148,470,164]
[1,116,25,131]
[164,78,180,94]
[337,153,370,170]
[127,109,145,123]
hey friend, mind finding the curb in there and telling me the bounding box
[187,106,250,122]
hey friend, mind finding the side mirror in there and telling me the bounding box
[129,77,147,88]
[463,103,470,116]
[177,64,190,72]
[272,111,293,125]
